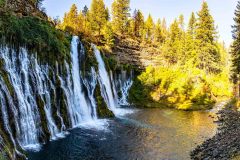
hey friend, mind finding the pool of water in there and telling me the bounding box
[28,108,217,160]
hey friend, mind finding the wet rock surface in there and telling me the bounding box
[191,102,240,160]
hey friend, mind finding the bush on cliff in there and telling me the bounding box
[0,12,71,65]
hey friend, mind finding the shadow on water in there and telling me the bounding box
[28,108,217,160]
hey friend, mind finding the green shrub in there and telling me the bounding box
[0,12,71,66]
[129,65,232,110]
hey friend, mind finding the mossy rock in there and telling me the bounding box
[80,41,98,76]
[0,58,15,98]
[36,95,50,142]
[55,76,71,128]
[94,83,114,118]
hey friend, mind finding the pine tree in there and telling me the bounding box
[154,18,164,43]
[178,14,186,63]
[132,9,145,38]
[145,14,154,41]
[163,19,182,64]
[112,0,130,36]
[187,12,196,38]
[61,4,79,35]
[231,1,240,97]
[89,0,108,40]
[195,1,220,73]
[82,5,89,16]
[178,14,185,31]
[103,22,114,47]
[185,12,197,62]
[81,6,91,37]
[161,18,168,42]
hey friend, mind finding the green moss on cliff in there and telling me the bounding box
[55,76,70,128]
[0,0,5,7]
[0,151,6,160]
[94,83,114,118]
[36,95,50,142]
[0,59,15,98]
[0,12,71,66]
[80,41,98,76]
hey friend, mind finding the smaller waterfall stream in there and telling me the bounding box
[93,46,133,116]
[93,46,119,113]
[82,67,98,120]
[112,70,133,106]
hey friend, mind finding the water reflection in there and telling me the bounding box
[28,108,216,160]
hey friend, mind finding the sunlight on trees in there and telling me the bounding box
[56,0,231,109]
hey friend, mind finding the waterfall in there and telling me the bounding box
[0,36,134,159]
[93,46,119,113]
[0,77,22,159]
[112,70,133,106]
[32,59,63,140]
[0,47,41,150]
[82,67,98,120]
[0,46,65,150]
[93,46,133,116]
[61,36,95,127]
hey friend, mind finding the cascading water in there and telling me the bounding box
[59,36,98,128]
[93,46,119,113]
[0,36,134,159]
[32,59,62,140]
[0,77,23,159]
[93,46,133,116]
[111,70,133,106]
[0,46,65,150]
[82,67,98,120]
[0,47,41,150]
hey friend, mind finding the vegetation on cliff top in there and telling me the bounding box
[0,2,71,66]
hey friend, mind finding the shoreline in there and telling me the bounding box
[191,101,240,160]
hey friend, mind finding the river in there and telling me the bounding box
[28,108,217,160]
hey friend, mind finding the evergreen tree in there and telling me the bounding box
[132,9,145,38]
[81,6,91,37]
[89,0,108,39]
[161,18,168,42]
[185,12,197,62]
[145,14,154,41]
[112,0,130,36]
[154,18,164,43]
[163,19,181,64]
[231,1,240,96]
[102,22,114,47]
[61,4,79,35]
[82,5,89,16]
[195,1,220,73]
[187,12,196,38]
[178,14,185,31]
[178,14,186,63]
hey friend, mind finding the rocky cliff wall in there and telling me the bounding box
[112,38,164,70]
[1,0,47,20]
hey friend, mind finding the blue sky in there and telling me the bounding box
[43,0,238,46]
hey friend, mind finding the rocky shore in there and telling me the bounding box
[191,101,240,160]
